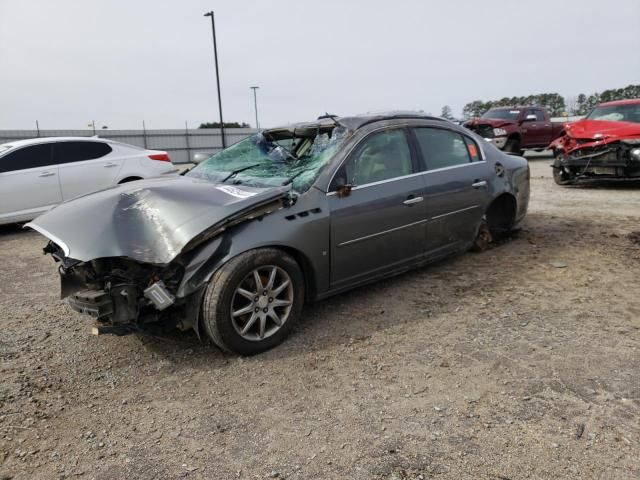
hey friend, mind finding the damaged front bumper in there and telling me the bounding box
[554,139,640,180]
[49,241,197,336]
[486,136,507,150]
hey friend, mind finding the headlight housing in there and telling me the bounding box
[493,128,507,137]
[631,148,640,162]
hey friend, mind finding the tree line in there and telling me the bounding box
[453,84,639,120]
[571,84,640,115]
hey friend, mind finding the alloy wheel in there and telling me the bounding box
[230,265,294,341]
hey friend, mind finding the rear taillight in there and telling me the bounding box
[148,153,170,162]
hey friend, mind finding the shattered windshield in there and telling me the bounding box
[586,104,640,123]
[187,127,348,192]
[481,109,520,120]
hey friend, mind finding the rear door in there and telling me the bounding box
[328,128,427,289]
[0,143,62,223]
[55,141,123,200]
[410,127,492,258]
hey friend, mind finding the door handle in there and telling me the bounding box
[38,171,55,177]
[472,180,487,188]
[103,162,118,168]
[403,196,424,206]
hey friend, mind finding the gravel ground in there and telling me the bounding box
[1,158,639,479]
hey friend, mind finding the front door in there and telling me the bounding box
[328,128,427,289]
[0,143,62,223]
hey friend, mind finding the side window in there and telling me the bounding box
[334,129,412,188]
[525,109,544,121]
[54,141,112,164]
[0,144,54,173]
[413,128,471,170]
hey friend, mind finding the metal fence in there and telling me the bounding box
[1,117,585,164]
[0,128,259,164]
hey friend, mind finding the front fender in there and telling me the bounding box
[175,190,331,300]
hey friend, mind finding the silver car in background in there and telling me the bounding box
[0,137,177,225]
[28,113,530,355]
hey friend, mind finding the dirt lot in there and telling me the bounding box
[1,158,639,480]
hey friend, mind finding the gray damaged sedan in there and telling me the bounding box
[28,113,530,355]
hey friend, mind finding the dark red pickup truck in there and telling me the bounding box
[464,106,565,155]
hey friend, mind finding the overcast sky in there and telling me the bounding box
[1,0,639,130]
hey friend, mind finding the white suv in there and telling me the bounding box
[0,137,178,225]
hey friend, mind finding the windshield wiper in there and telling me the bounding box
[221,163,263,183]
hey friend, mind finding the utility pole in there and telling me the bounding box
[204,11,226,149]
[250,86,260,129]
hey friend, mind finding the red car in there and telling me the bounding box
[549,99,640,185]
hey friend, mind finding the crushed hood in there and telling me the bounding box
[27,176,291,265]
[549,119,640,153]
[562,119,640,141]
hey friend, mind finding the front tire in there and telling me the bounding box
[552,155,575,186]
[201,248,305,355]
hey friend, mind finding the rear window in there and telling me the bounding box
[0,143,54,173]
[54,141,112,164]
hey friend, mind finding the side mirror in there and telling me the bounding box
[523,114,537,122]
[192,152,211,164]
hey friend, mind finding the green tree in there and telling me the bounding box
[440,105,455,120]
[462,100,490,119]
[575,94,588,115]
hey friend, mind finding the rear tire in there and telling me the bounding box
[504,138,521,155]
[471,219,492,252]
[201,248,304,355]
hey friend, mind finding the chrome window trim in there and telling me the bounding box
[325,123,486,195]
[326,159,487,196]
[337,219,427,247]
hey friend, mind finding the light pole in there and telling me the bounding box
[204,11,226,149]
[250,86,260,129]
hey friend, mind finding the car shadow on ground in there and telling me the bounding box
[0,223,30,237]
[564,179,640,189]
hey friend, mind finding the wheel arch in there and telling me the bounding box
[180,239,319,302]
[274,245,318,302]
[485,192,517,233]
